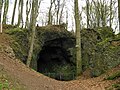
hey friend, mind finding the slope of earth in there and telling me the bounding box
[0,32,120,90]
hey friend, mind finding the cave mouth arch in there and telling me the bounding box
[37,38,76,81]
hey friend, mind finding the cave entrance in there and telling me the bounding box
[37,38,76,81]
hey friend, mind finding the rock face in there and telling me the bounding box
[81,27,120,77]
[34,26,76,80]
[8,25,120,80]
[8,25,76,80]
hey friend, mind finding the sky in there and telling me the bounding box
[2,0,119,33]
[7,0,86,31]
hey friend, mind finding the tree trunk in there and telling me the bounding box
[0,0,3,33]
[65,10,68,30]
[27,0,41,67]
[93,0,100,27]
[27,0,36,67]
[3,0,9,24]
[86,0,89,28]
[101,1,106,27]
[25,0,32,29]
[118,0,120,32]
[21,0,23,28]
[11,0,18,25]
[110,0,112,28]
[59,0,65,24]
[17,0,23,27]
[56,0,60,24]
[74,0,82,77]
[48,0,53,25]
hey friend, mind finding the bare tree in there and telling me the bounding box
[59,0,66,24]
[48,0,55,25]
[110,0,113,27]
[65,10,68,30]
[27,0,42,67]
[25,0,32,28]
[56,0,60,24]
[74,0,82,76]
[3,0,9,24]
[118,0,120,32]
[86,0,90,28]
[92,0,101,27]
[11,0,18,25]
[86,0,115,28]
[100,0,108,27]
[0,0,3,33]
[17,0,24,27]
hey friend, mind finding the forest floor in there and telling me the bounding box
[0,32,120,90]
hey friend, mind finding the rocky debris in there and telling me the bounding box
[0,44,4,52]
[0,62,4,71]
[0,44,15,59]
[110,40,120,46]
[4,46,15,59]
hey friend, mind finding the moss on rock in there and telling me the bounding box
[81,27,120,77]
[6,24,120,79]
[6,25,75,80]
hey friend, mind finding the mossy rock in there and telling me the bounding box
[6,25,76,80]
[49,64,76,81]
[6,25,120,79]
[95,27,115,40]
[5,27,29,63]
[3,24,18,30]
[81,28,120,77]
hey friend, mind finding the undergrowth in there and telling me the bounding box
[106,71,120,80]
[0,80,9,90]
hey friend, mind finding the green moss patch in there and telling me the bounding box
[112,83,120,89]
[106,71,120,80]
[0,71,26,90]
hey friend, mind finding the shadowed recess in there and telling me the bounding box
[37,38,76,81]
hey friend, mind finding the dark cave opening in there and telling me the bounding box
[37,41,76,81]
[37,46,68,72]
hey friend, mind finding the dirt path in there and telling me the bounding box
[0,33,119,90]
[0,52,66,90]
